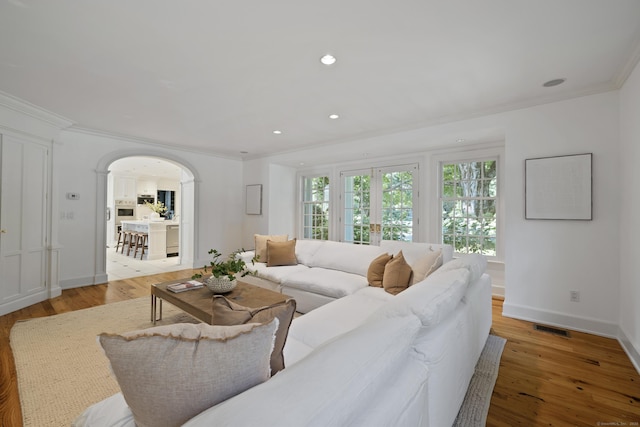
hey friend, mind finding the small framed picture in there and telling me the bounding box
[246,184,262,215]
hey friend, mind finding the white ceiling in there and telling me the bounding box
[1,0,639,160]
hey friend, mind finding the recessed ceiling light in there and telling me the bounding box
[543,78,566,87]
[456,138,465,143]
[273,130,282,135]
[320,54,336,65]
[329,114,340,119]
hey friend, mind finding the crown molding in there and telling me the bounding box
[614,35,640,88]
[0,90,74,129]
[65,125,242,161]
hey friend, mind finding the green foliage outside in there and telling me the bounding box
[442,160,497,256]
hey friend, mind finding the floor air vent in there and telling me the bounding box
[533,324,570,337]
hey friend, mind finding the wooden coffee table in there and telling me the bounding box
[151,278,291,325]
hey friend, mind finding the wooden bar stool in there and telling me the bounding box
[120,231,132,254]
[126,232,138,256]
[115,230,125,252]
[133,232,148,260]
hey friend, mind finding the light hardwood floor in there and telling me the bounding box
[1,271,639,427]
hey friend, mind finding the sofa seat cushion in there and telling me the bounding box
[307,240,385,277]
[284,287,393,363]
[281,267,368,299]
[246,262,309,284]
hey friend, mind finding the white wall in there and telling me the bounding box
[257,90,622,339]
[619,60,640,369]
[55,129,244,288]
[241,160,296,249]
[501,93,620,337]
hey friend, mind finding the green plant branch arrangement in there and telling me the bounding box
[144,201,167,214]
[191,249,257,281]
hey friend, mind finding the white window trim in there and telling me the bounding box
[430,146,505,261]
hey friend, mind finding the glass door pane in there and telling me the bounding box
[379,166,416,242]
[342,170,372,245]
[341,164,418,245]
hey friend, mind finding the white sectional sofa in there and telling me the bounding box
[239,239,455,313]
[75,240,492,427]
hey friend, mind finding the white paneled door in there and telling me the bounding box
[0,134,49,315]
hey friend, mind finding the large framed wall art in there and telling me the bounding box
[525,153,592,220]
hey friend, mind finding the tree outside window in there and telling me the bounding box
[302,176,329,240]
[441,160,497,256]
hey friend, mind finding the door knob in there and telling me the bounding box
[0,229,6,233]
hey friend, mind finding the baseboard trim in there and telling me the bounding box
[618,329,640,375]
[491,284,504,298]
[59,276,100,289]
[502,301,618,338]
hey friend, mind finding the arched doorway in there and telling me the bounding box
[95,151,199,283]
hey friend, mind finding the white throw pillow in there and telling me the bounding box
[98,321,278,427]
[411,248,443,285]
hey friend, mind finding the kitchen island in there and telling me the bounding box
[120,220,179,260]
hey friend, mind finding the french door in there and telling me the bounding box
[341,164,418,245]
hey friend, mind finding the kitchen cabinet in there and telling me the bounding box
[137,180,157,196]
[121,220,178,260]
[114,176,136,199]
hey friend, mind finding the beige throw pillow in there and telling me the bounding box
[212,296,297,374]
[266,239,298,267]
[99,321,277,427]
[254,234,288,262]
[382,251,413,295]
[367,253,393,287]
[411,248,443,285]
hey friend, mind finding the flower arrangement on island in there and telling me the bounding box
[144,201,167,214]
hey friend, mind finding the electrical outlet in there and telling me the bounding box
[570,290,580,302]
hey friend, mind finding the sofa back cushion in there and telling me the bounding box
[380,241,453,265]
[294,239,324,265]
[183,315,424,427]
[307,240,385,277]
[371,267,471,328]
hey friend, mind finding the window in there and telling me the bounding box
[302,175,330,240]
[441,159,497,256]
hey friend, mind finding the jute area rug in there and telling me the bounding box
[10,297,198,427]
[11,297,506,427]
